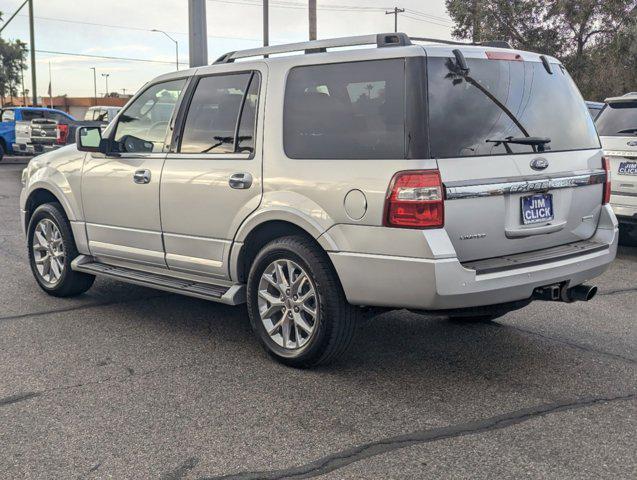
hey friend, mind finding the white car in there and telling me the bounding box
[597,92,637,244]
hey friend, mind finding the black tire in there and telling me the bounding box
[618,224,637,247]
[0,142,5,162]
[246,235,358,368]
[27,203,95,297]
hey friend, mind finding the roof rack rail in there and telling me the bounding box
[411,37,511,49]
[213,33,512,64]
[214,33,411,64]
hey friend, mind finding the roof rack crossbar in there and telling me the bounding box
[214,33,411,64]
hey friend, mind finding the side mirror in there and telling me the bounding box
[76,126,102,152]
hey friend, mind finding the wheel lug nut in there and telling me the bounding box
[286,289,290,295]
[293,295,298,301]
[288,311,293,317]
[294,307,299,312]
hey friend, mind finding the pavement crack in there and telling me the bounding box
[0,392,41,407]
[502,324,636,365]
[162,457,200,480]
[0,293,169,324]
[598,287,637,296]
[200,393,636,480]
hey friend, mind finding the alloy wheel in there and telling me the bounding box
[257,259,318,350]
[32,218,65,286]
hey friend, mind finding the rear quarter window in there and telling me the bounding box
[596,102,637,136]
[283,59,406,159]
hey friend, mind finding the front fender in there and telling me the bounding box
[20,146,86,221]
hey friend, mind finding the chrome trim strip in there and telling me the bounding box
[444,169,606,200]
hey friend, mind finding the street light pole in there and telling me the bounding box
[151,29,179,71]
[28,0,37,105]
[101,73,110,97]
[90,68,97,105]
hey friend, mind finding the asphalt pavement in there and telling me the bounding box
[1,156,635,479]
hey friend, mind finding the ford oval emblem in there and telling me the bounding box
[627,140,637,147]
[530,158,549,171]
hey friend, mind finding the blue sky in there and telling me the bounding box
[0,0,452,97]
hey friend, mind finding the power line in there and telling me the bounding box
[13,14,264,42]
[35,49,190,65]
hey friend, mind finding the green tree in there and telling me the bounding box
[445,0,637,100]
[0,11,28,104]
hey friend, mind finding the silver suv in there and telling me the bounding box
[20,34,618,367]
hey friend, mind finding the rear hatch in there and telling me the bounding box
[425,48,603,262]
[597,98,637,205]
[30,118,58,145]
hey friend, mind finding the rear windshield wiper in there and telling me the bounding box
[616,128,637,135]
[486,136,551,153]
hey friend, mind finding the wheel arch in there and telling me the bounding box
[24,187,72,228]
[230,213,338,283]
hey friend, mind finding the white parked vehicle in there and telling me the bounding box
[20,34,618,367]
[597,92,637,244]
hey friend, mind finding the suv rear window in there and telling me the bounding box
[427,57,600,158]
[596,102,637,136]
[284,59,406,159]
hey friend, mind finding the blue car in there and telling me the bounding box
[0,107,76,161]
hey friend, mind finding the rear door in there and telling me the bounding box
[426,50,603,262]
[160,67,265,279]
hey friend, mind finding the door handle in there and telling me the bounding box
[505,220,567,238]
[133,169,151,184]
[229,173,253,189]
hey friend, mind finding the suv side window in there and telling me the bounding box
[179,72,260,154]
[114,78,186,153]
[284,59,406,159]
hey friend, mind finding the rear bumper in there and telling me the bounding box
[328,205,618,310]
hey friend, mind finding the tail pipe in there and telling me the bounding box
[533,283,598,303]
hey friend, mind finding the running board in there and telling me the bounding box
[71,256,245,305]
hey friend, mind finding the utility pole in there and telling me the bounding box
[309,0,317,40]
[21,67,27,106]
[263,0,269,48]
[385,6,405,33]
[188,0,208,67]
[101,73,110,97]
[28,0,37,106]
[90,68,97,105]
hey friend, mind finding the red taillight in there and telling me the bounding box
[56,124,69,145]
[602,156,611,204]
[384,170,444,228]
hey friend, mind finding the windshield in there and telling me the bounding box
[427,57,600,158]
[596,102,637,136]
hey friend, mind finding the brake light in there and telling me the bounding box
[602,156,611,204]
[56,124,69,145]
[384,170,444,228]
[486,51,523,61]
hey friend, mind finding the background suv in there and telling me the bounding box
[597,92,637,245]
